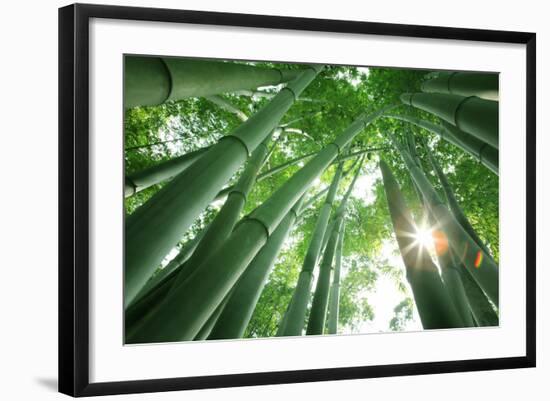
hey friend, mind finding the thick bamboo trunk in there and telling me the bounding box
[193,295,232,340]
[125,56,302,108]
[327,222,345,334]
[125,147,210,197]
[208,198,304,340]
[390,135,499,307]
[379,160,464,329]
[385,114,498,174]
[456,263,499,326]
[400,92,498,149]
[128,224,207,311]
[168,137,272,293]
[126,108,389,343]
[426,213,476,327]
[421,72,499,101]
[124,67,322,307]
[125,272,177,332]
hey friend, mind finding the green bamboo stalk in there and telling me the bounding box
[125,226,211,334]
[385,114,498,174]
[276,163,345,337]
[193,294,232,340]
[208,197,305,340]
[425,211,476,327]
[424,142,494,258]
[421,72,499,101]
[125,56,302,108]
[124,67,322,307]
[276,300,293,335]
[389,134,499,307]
[307,157,363,335]
[125,271,177,332]
[379,160,463,329]
[126,108,390,343]
[456,261,499,326]
[125,147,210,197]
[327,221,345,334]
[306,218,342,335]
[400,92,498,149]
[128,223,209,308]
[168,137,272,293]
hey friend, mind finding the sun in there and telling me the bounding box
[414,225,433,248]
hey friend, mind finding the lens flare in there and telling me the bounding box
[432,230,449,256]
[474,250,483,268]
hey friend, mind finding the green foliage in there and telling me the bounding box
[337,257,377,332]
[390,298,414,331]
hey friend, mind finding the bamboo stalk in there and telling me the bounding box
[125,57,302,108]
[400,92,498,149]
[421,72,499,101]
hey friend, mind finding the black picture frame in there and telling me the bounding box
[59,3,536,397]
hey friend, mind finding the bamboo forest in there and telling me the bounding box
[123,56,499,344]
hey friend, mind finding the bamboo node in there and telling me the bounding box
[227,189,248,203]
[328,141,342,155]
[453,96,476,129]
[221,135,252,158]
[281,86,298,102]
[244,216,271,239]
[447,72,459,94]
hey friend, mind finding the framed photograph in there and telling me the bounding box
[59,3,536,397]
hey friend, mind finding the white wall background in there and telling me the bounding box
[0,0,546,399]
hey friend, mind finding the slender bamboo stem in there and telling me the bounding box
[326,221,345,334]
[424,141,494,258]
[307,157,364,335]
[125,147,209,197]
